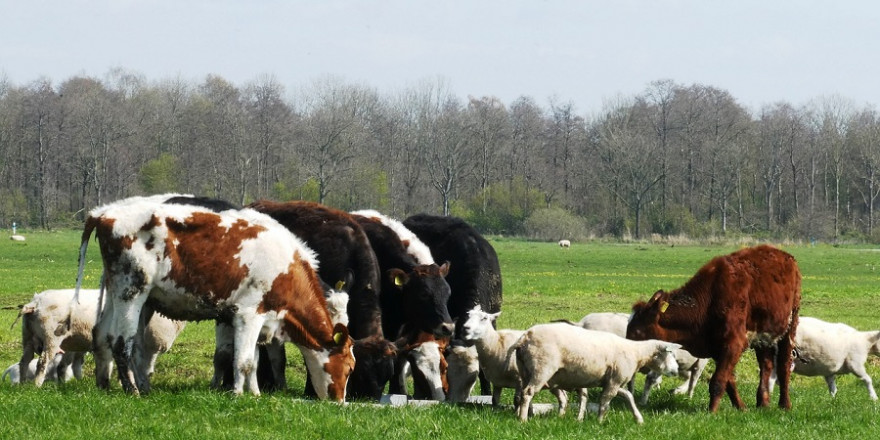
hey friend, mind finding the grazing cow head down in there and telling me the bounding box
[388,262,454,337]
[399,331,449,401]
[314,323,356,401]
[345,336,397,401]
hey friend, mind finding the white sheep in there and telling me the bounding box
[2,352,80,384]
[514,323,680,424]
[445,342,479,403]
[16,288,185,387]
[577,311,708,404]
[460,305,526,406]
[558,240,571,248]
[10,235,26,241]
[769,316,880,400]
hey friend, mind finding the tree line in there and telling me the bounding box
[2,70,879,242]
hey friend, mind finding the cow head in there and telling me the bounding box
[400,332,449,401]
[626,290,670,341]
[345,336,397,401]
[388,262,454,338]
[318,323,356,402]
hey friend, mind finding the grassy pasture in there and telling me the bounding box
[1,230,880,439]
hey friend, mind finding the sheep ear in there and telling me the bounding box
[489,311,501,322]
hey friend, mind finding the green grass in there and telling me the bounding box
[2,231,880,439]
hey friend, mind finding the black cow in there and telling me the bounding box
[403,213,503,395]
[351,213,454,396]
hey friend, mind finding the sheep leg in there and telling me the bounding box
[552,388,568,417]
[518,384,537,422]
[33,339,61,387]
[641,371,661,405]
[576,388,589,422]
[616,387,645,424]
[71,352,85,380]
[823,376,838,397]
[849,364,878,401]
[92,299,115,390]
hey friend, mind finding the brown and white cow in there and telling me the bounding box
[626,244,801,412]
[75,194,355,400]
[246,200,395,400]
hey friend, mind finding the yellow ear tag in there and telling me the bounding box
[394,275,404,287]
[333,332,344,345]
[335,280,346,291]
[659,301,670,313]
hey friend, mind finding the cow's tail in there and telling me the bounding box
[74,216,100,305]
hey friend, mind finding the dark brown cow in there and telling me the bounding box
[75,194,354,400]
[626,245,801,412]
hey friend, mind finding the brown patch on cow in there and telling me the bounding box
[162,212,264,302]
[262,254,334,350]
[323,323,355,401]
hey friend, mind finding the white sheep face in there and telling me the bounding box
[461,306,499,342]
[650,345,681,377]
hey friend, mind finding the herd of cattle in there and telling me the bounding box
[5,194,880,424]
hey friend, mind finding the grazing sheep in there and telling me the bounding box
[10,235,26,241]
[16,288,185,387]
[460,306,525,406]
[515,323,680,424]
[445,341,479,403]
[577,311,708,404]
[769,316,880,400]
[2,353,79,384]
[558,240,571,248]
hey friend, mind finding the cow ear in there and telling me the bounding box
[650,290,664,302]
[341,269,354,293]
[438,261,450,277]
[332,323,349,346]
[389,269,409,289]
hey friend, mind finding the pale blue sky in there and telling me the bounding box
[2,0,879,113]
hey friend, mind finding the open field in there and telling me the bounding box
[2,230,880,439]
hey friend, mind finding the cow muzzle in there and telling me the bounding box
[434,322,454,338]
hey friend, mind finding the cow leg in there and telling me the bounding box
[232,311,265,396]
[109,298,147,395]
[754,346,775,407]
[774,332,795,410]
[389,357,409,395]
[211,321,234,390]
[709,351,746,412]
[261,341,288,392]
[131,306,154,394]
